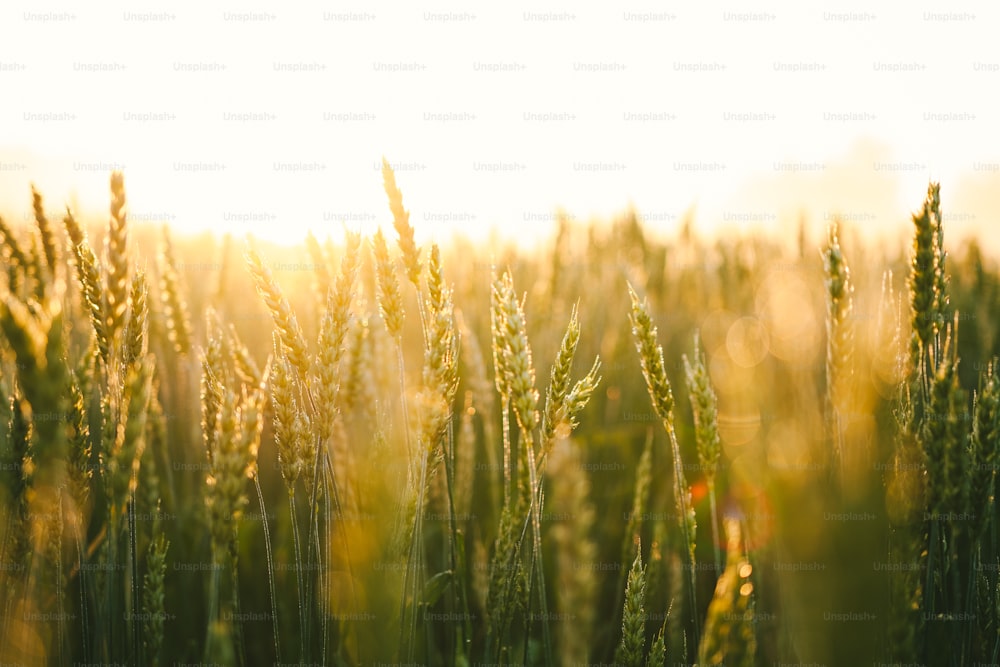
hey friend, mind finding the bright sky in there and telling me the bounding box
[1,0,998,249]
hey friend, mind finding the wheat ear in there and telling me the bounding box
[103,171,130,362]
[158,226,192,355]
[371,229,405,342]
[822,220,854,474]
[123,270,148,368]
[381,157,422,287]
[312,230,360,443]
[615,544,647,667]
[246,245,311,379]
[30,185,59,282]
[971,361,1000,540]
[908,182,945,369]
[0,214,30,294]
[142,534,168,663]
[63,209,109,364]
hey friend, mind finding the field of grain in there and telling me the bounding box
[0,164,997,666]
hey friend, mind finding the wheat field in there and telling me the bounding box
[0,164,997,666]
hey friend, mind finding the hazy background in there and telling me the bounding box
[1,0,998,249]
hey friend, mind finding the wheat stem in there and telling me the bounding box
[288,491,307,661]
[253,475,282,662]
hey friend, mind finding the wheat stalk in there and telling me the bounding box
[628,283,699,645]
[622,428,653,597]
[549,437,596,667]
[489,269,558,663]
[455,391,476,521]
[485,503,524,659]
[456,309,501,513]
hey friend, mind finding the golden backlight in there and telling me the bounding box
[1,2,997,249]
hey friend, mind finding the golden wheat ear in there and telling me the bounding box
[158,226,192,355]
[371,228,405,341]
[245,243,310,378]
[382,157,422,286]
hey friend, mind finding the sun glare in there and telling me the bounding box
[2,1,998,250]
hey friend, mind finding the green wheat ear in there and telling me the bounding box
[104,171,131,360]
[908,181,946,369]
[822,220,854,473]
[921,328,969,520]
[627,283,674,422]
[540,304,602,466]
[616,542,647,667]
[64,208,110,364]
[142,533,169,663]
[971,360,1000,540]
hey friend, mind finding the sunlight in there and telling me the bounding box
[2,1,997,250]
